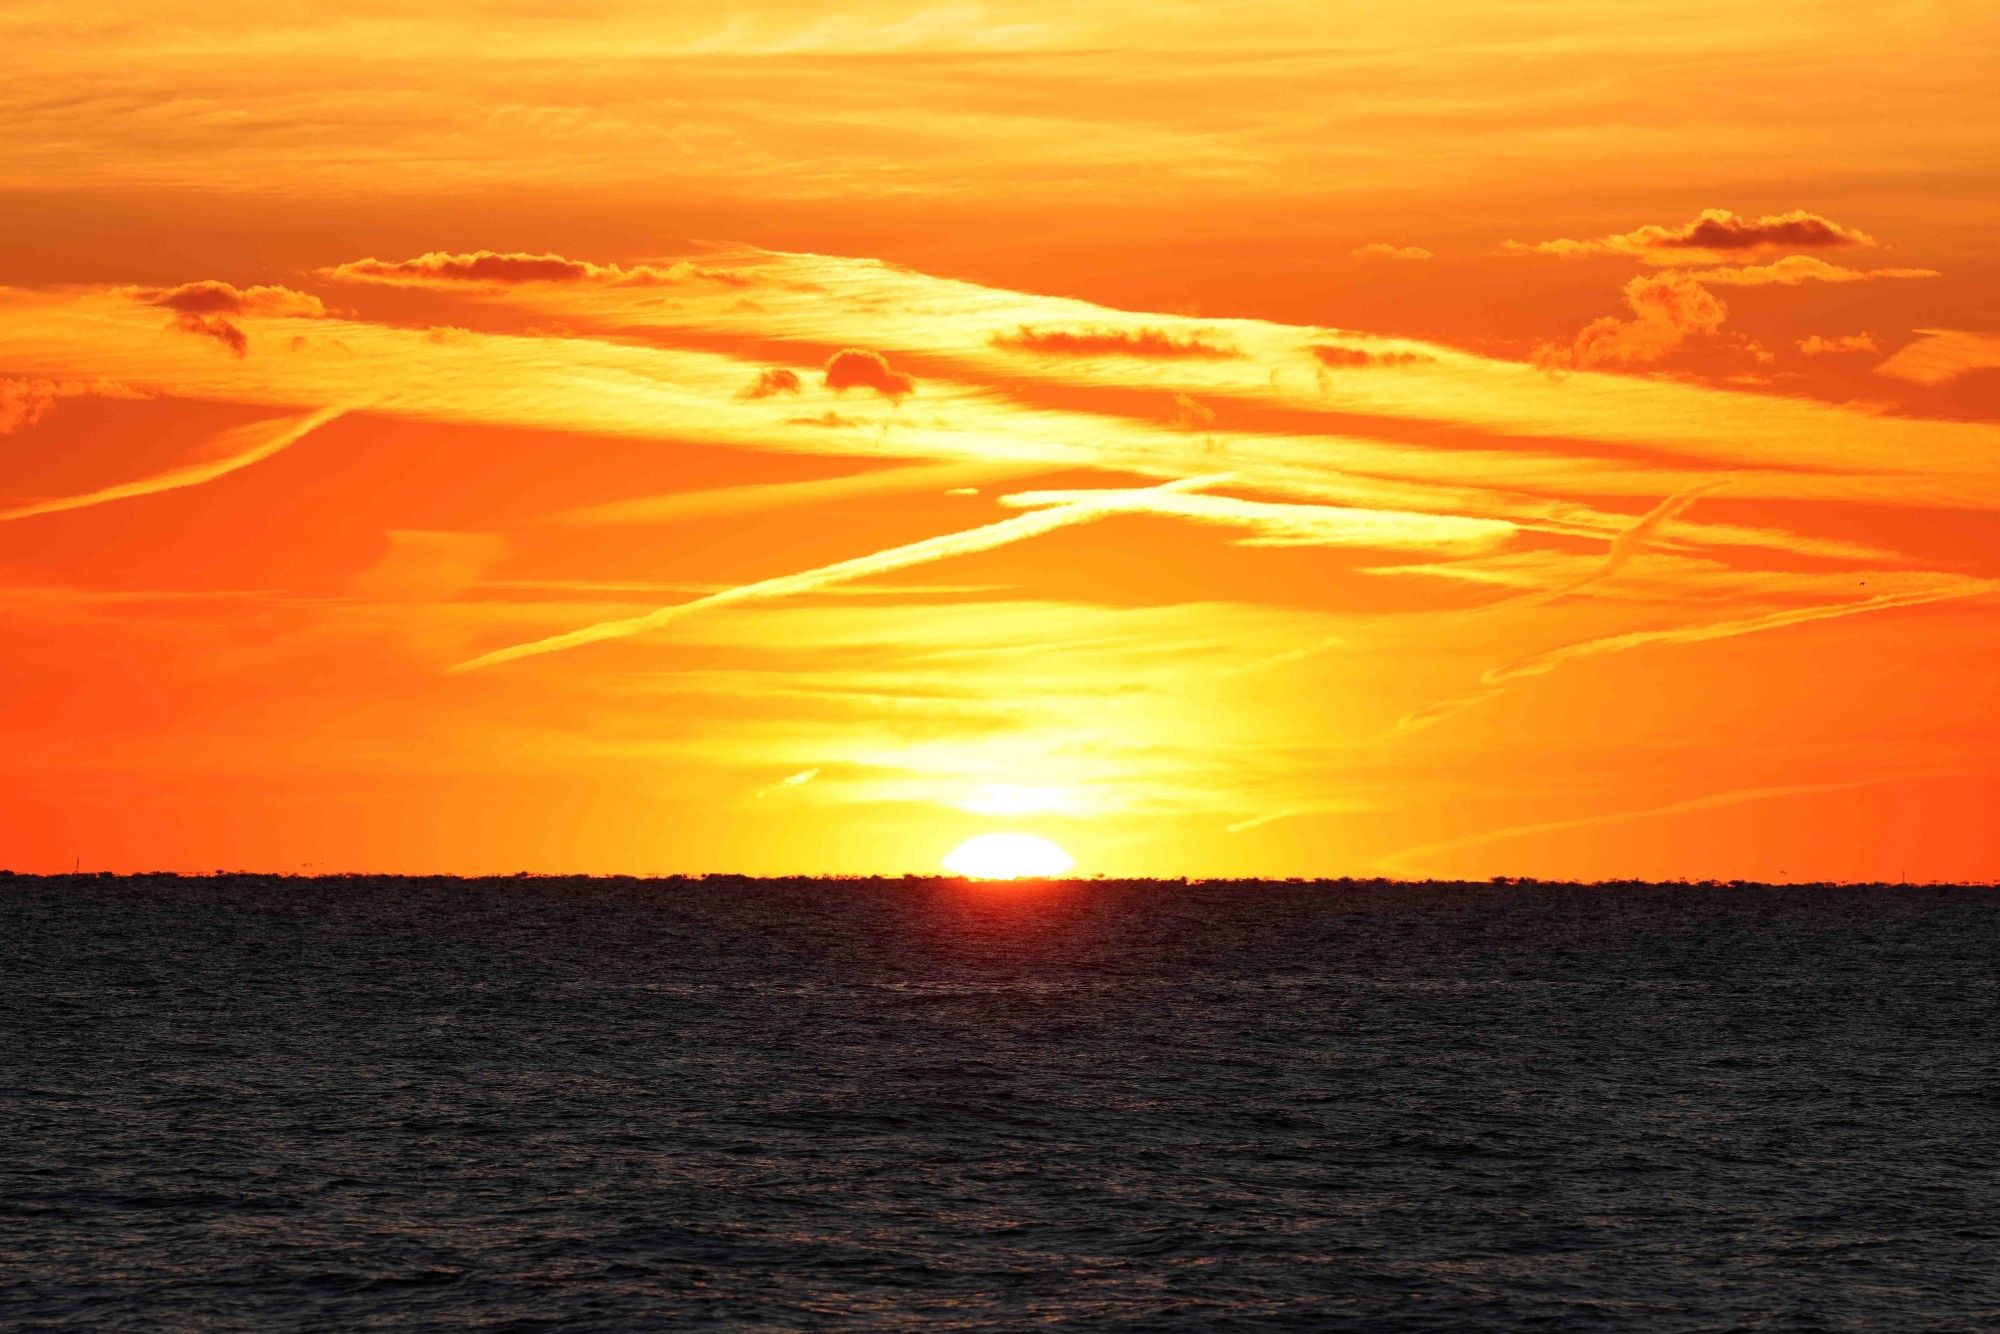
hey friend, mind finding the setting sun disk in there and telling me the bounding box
[941,833,1076,879]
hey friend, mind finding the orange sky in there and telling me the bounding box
[4,2,1998,879]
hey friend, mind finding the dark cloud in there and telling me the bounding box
[823,348,913,399]
[739,367,803,399]
[1509,208,1878,260]
[1659,209,1874,252]
[1310,344,1434,369]
[138,281,327,318]
[171,313,249,356]
[320,250,751,288]
[993,325,1240,359]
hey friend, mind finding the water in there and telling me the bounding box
[4,875,1997,1329]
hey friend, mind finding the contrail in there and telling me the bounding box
[1483,479,1724,612]
[453,474,1231,671]
[1225,482,1717,679]
[554,460,1032,526]
[1395,577,2000,734]
[0,406,348,523]
[1224,809,1298,834]
[1375,768,1975,877]
[1001,487,1516,552]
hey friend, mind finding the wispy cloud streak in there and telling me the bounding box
[454,475,1228,671]
[0,406,346,522]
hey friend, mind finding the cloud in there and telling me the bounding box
[1170,393,1215,430]
[1798,332,1882,357]
[1530,255,1929,375]
[0,377,144,434]
[1542,270,1728,368]
[1310,344,1434,369]
[320,251,750,289]
[752,768,820,800]
[1352,243,1433,261]
[822,348,913,398]
[6,245,1994,534]
[453,477,1225,671]
[1508,208,1877,261]
[127,272,329,356]
[135,281,328,318]
[1683,256,1937,286]
[170,313,249,356]
[1872,329,2000,385]
[738,367,803,399]
[993,325,1241,359]
[1,379,58,434]
[0,407,346,523]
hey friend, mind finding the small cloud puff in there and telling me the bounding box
[0,377,142,434]
[1,378,73,434]
[1352,243,1433,261]
[739,367,803,399]
[1509,209,1877,262]
[320,250,750,289]
[0,379,55,435]
[1798,332,1881,357]
[993,325,1241,359]
[1541,271,1728,369]
[1170,393,1216,430]
[823,348,913,399]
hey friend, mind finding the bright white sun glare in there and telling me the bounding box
[942,832,1076,879]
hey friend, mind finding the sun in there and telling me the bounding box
[941,832,1076,879]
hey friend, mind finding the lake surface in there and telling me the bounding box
[4,875,1998,1329]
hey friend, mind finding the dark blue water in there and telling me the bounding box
[3,875,1997,1329]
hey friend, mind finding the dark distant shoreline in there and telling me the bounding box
[5,871,1995,890]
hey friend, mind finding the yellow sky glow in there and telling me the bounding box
[2,1,1997,879]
